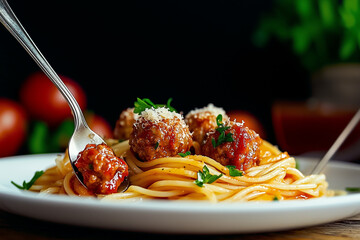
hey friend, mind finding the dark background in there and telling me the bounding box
[0,0,310,144]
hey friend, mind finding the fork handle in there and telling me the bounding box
[0,0,86,128]
[311,108,360,174]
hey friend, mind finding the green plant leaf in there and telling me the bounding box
[292,26,311,54]
[295,0,313,20]
[344,0,358,12]
[50,119,74,152]
[340,34,356,60]
[319,0,336,28]
[28,121,49,154]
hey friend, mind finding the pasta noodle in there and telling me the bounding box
[30,140,333,203]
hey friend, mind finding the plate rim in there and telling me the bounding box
[1,153,360,233]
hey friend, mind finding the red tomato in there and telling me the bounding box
[227,110,266,139]
[0,99,27,157]
[20,72,87,127]
[85,112,114,139]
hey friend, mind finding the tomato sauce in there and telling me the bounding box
[74,143,128,194]
[229,123,261,171]
[201,121,262,171]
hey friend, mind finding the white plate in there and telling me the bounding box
[0,154,360,234]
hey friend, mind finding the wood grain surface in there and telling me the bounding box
[1,209,359,240]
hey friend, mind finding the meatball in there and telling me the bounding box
[201,120,262,171]
[74,143,129,194]
[113,108,138,140]
[185,104,228,144]
[129,107,193,161]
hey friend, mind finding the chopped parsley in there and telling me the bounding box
[273,196,279,201]
[194,165,223,187]
[226,165,243,177]
[134,97,177,114]
[11,170,44,190]
[88,163,94,170]
[154,141,160,150]
[345,187,360,192]
[178,151,191,157]
[212,114,234,148]
[166,98,177,112]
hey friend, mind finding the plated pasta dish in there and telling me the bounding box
[24,98,333,203]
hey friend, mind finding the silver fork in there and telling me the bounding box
[0,0,105,187]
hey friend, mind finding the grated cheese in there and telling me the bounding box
[140,107,183,122]
[185,103,226,119]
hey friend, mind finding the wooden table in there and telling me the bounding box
[1,209,359,240]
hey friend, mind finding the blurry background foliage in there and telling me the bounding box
[253,0,360,72]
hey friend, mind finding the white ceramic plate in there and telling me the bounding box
[0,154,360,234]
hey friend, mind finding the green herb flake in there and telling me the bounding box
[154,142,160,150]
[134,97,177,114]
[11,170,44,190]
[273,196,279,201]
[212,114,234,148]
[134,98,156,114]
[178,151,191,157]
[345,187,360,192]
[194,165,223,187]
[88,163,94,170]
[166,98,177,112]
[211,138,217,148]
[226,165,243,177]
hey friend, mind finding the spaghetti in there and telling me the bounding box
[30,140,332,203]
[29,100,333,202]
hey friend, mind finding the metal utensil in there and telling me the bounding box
[311,108,360,174]
[0,0,129,191]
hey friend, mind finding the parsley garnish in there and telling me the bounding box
[134,97,177,114]
[154,141,160,150]
[212,114,234,148]
[166,98,177,112]
[345,187,360,192]
[178,151,191,157]
[11,170,44,190]
[273,196,279,201]
[226,165,243,177]
[88,163,94,170]
[194,165,223,187]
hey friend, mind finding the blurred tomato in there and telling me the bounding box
[0,99,27,157]
[227,110,266,139]
[20,72,87,127]
[85,112,113,139]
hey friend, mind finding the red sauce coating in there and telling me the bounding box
[74,143,128,195]
[201,121,262,171]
